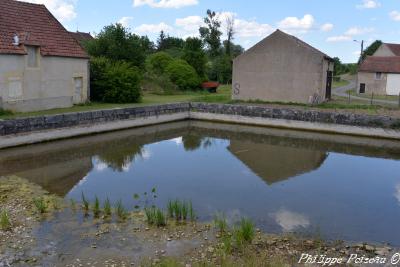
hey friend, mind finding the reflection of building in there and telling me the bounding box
[228,140,327,184]
[13,158,93,196]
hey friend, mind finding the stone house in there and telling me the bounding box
[357,43,400,96]
[0,0,90,112]
[232,30,334,104]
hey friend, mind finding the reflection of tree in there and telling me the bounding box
[182,134,204,151]
[97,143,144,172]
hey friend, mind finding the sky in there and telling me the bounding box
[22,0,400,63]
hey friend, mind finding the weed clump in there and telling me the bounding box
[33,197,47,213]
[145,207,167,227]
[103,198,112,217]
[116,200,128,221]
[0,210,11,231]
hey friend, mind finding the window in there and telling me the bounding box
[360,83,366,94]
[375,72,382,80]
[8,77,22,99]
[27,46,39,68]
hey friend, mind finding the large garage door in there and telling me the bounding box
[386,74,400,95]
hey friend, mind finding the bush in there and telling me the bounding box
[165,59,200,90]
[102,61,142,103]
[141,72,178,95]
[90,58,142,103]
[145,52,174,74]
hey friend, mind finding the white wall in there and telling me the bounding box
[386,74,400,95]
[0,54,89,112]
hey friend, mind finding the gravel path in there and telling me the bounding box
[332,80,399,106]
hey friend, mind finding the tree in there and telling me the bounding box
[182,37,207,80]
[225,14,235,57]
[359,40,382,63]
[199,9,222,57]
[145,52,174,74]
[165,59,200,90]
[85,23,154,68]
[157,30,167,50]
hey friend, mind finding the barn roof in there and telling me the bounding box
[359,56,400,74]
[69,31,94,44]
[0,0,88,58]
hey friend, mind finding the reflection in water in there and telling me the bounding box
[273,209,310,232]
[228,141,327,185]
[1,121,400,245]
[395,184,400,205]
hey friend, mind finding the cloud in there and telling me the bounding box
[175,15,203,32]
[234,19,274,38]
[320,23,333,32]
[395,184,400,205]
[357,0,381,9]
[20,0,77,22]
[345,27,374,35]
[273,209,310,232]
[118,16,133,27]
[133,0,198,9]
[134,22,173,34]
[327,26,374,42]
[277,14,315,34]
[390,11,400,21]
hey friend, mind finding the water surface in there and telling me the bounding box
[1,121,400,245]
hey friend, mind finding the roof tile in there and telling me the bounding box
[359,56,400,74]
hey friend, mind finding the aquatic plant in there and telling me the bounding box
[0,210,11,231]
[81,192,89,213]
[167,199,195,222]
[214,213,228,234]
[233,218,255,247]
[116,200,128,220]
[103,198,112,217]
[70,199,76,210]
[145,207,167,227]
[188,201,196,221]
[133,193,140,200]
[93,196,101,218]
[33,197,47,213]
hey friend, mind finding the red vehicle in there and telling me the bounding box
[201,81,220,93]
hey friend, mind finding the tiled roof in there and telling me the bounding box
[69,31,94,43]
[385,43,400,56]
[359,56,400,74]
[0,0,88,58]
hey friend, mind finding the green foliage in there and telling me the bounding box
[199,9,222,57]
[146,52,174,74]
[103,198,112,217]
[33,197,47,214]
[142,72,178,95]
[0,210,11,231]
[93,196,100,218]
[157,31,185,52]
[167,199,195,222]
[165,59,200,90]
[360,40,382,63]
[0,109,13,116]
[145,207,167,227]
[85,23,154,67]
[182,37,207,80]
[214,213,228,234]
[101,61,142,103]
[70,199,76,210]
[115,200,128,221]
[81,192,89,213]
[91,58,142,103]
[234,218,255,247]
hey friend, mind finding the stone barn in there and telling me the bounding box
[232,30,334,104]
[0,0,90,112]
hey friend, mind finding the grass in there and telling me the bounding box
[332,79,350,88]
[214,213,228,234]
[0,85,232,120]
[115,200,128,221]
[0,210,11,231]
[93,196,100,218]
[103,198,112,217]
[233,218,255,247]
[167,199,195,222]
[33,197,48,213]
[70,199,76,210]
[81,192,90,214]
[346,89,400,102]
[145,206,167,227]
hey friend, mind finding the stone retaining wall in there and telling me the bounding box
[190,103,400,129]
[0,103,190,136]
[1,102,400,137]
